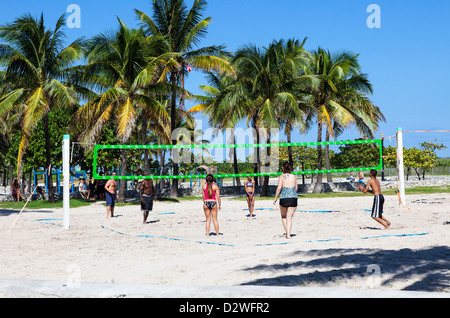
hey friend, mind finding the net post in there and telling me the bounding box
[396,127,406,207]
[63,135,70,229]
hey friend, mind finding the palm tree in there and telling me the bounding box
[0,109,21,188]
[231,38,312,195]
[135,0,232,197]
[0,13,84,202]
[188,70,244,185]
[304,48,385,192]
[73,19,173,203]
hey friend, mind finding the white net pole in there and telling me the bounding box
[396,127,406,207]
[63,135,70,229]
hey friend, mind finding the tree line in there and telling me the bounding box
[0,0,386,203]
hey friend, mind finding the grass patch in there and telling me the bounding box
[230,185,450,200]
[0,198,94,210]
[2,186,447,209]
[403,185,450,195]
[111,196,204,206]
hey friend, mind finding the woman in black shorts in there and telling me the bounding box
[273,162,298,239]
[202,174,221,236]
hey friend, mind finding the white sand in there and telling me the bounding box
[1,193,449,293]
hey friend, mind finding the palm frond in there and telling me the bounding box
[116,97,136,142]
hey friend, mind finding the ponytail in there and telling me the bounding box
[206,174,214,197]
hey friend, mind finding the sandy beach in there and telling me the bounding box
[1,193,449,295]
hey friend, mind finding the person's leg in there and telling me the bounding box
[279,205,288,234]
[110,194,115,218]
[379,195,390,228]
[106,192,112,218]
[203,204,211,236]
[250,195,255,217]
[143,210,149,224]
[372,217,389,229]
[371,195,389,229]
[211,204,219,235]
[381,216,391,228]
[285,206,296,238]
[246,195,251,216]
[142,196,152,224]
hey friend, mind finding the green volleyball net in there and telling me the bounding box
[92,139,383,180]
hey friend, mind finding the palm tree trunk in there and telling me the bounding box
[261,133,271,196]
[118,150,128,203]
[28,170,32,194]
[2,168,6,187]
[252,118,259,186]
[233,135,241,188]
[170,72,179,197]
[160,149,165,190]
[287,130,293,169]
[8,164,13,190]
[325,128,333,183]
[43,113,55,203]
[253,120,262,185]
[313,121,323,193]
[142,127,150,175]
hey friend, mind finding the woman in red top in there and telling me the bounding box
[202,174,221,236]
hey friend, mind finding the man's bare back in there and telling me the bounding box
[366,177,381,195]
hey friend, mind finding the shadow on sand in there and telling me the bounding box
[241,246,450,293]
[0,209,56,217]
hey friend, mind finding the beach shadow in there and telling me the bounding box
[0,209,56,217]
[145,220,160,224]
[240,246,450,292]
[208,232,223,236]
[359,227,382,230]
[158,198,180,203]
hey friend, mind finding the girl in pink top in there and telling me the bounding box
[202,174,221,236]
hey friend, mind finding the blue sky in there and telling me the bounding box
[1,0,450,157]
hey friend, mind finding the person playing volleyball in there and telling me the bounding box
[202,174,221,236]
[140,174,157,224]
[105,173,117,218]
[358,169,391,230]
[273,162,298,239]
[244,176,255,217]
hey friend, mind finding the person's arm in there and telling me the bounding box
[105,180,111,193]
[215,185,221,210]
[151,180,157,201]
[358,180,373,194]
[139,182,144,202]
[273,176,283,204]
[201,184,205,201]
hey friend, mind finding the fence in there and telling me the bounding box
[382,166,450,177]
